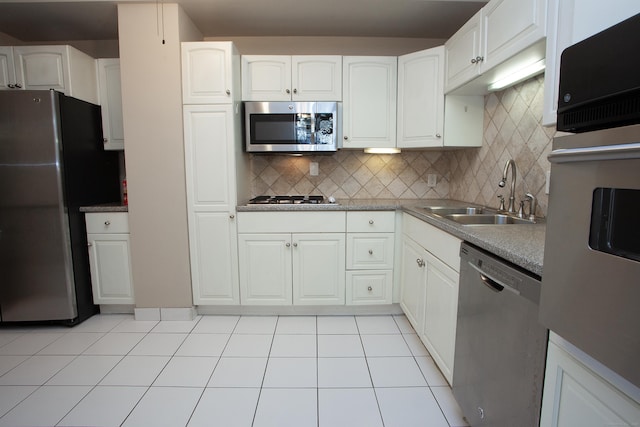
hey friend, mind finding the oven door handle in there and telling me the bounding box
[548,143,640,163]
[468,262,520,295]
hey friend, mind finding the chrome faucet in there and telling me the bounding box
[498,159,517,213]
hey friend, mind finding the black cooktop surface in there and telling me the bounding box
[248,195,326,204]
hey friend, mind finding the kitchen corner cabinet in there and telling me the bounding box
[542,1,640,126]
[400,213,462,385]
[346,211,395,305]
[1,45,98,104]
[85,212,134,305]
[97,58,124,150]
[342,56,397,149]
[241,55,342,101]
[540,335,640,427]
[237,211,346,306]
[444,0,547,94]
[182,42,239,104]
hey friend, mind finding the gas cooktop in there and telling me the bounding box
[248,195,331,205]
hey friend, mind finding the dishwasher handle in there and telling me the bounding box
[468,261,520,295]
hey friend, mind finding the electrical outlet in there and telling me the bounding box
[309,162,319,176]
[427,174,437,187]
[545,170,551,194]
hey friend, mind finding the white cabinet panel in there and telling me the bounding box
[0,46,16,90]
[97,58,124,150]
[182,42,236,104]
[87,234,134,304]
[346,211,395,233]
[241,55,292,101]
[400,236,427,330]
[293,233,345,305]
[346,270,393,305]
[347,234,394,270]
[445,10,483,93]
[292,56,342,101]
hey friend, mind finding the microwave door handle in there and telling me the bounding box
[548,143,640,163]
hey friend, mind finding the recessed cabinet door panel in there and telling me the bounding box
[14,47,67,91]
[346,270,393,305]
[347,233,394,270]
[292,56,342,101]
[293,233,345,305]
[0,46,16,90]
[444,10,482,93]
[241,55,291,101]
[239,234,292,305]
[97,58,124,150]
[182,43,233,104]
[190,212,239,305]
[399,236,427,331]
[88,234,134,304]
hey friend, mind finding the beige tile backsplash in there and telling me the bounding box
[249,75,554,216]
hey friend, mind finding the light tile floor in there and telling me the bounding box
[0,314,469,427]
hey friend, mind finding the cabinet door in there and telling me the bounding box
[421,251,459,385]
[13,46,68,93]
[292,56,342,101]
[0,46,17,90]
[347,233,394,270]
[399,236,427,331]
[397,47,444,148]
[182,42,235,104]
[87,233,134,304]
[540,341,640,427]
[342,56,397,149]
[293,233,346,305]
[239,234,292,305]
[97,58,124,150]
[346,270,393,305]
[444,10,482,93]
[189,212,239,305]
[183,105,235,210]
[241,55,291,101]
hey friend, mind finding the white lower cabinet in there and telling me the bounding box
[85,212,134,305]
[540,334,640,427]
[400,213,462,385]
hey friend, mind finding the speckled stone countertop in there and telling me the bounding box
[80,203,128,213]
[238,198,545,276]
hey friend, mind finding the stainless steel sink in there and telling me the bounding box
[444,214,536,225]
[418,206,484,215]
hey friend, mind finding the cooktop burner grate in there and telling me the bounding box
[248,195,326,204]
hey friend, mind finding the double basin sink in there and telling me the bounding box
[416,206,537,225]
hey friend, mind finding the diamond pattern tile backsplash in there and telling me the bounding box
[249,75,554,216]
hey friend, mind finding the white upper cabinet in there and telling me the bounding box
[342,56,397,149]
[542,0,640,125]
[445,0,547,94]
[0,46,17,90]
[182,42,238,104]
[241,55,342,101]
[97,58,124,150]
[397,47,444,148]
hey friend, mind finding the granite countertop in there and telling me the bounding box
[238,198,545,276]
[80,203,128,213]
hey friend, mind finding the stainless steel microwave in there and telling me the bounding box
[244,101,339,153]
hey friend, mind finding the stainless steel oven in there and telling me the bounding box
[540,123,640,388]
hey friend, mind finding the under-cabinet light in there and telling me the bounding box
[364,147,401,154]
[488,59,545,92]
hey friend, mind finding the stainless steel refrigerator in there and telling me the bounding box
[0,90,120,324]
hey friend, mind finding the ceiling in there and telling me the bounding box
[0,0,487,42]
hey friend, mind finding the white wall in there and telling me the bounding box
[118,3,202,308]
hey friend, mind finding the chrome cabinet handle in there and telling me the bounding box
[104,220,111,226]
[7,84,14,88]
[87,242,93,247]
[286,89,291,94]
[435,133,441,138]
[416,258,425,267]
[229,214,235,219]
[293,88,297,94]
[226,89,230,95]
[286,242,291,248]
[293,242,298,247]
[369,220,374,224]
[368,249,373,255]
[470,56,484,64]
[103,138,108,143]
[367,286,373,291]
[344,136,349,140]
[15,83,21,88]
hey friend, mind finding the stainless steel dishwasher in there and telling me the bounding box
[453,242,548,427]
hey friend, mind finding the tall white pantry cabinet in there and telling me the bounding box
[181,42,249,305]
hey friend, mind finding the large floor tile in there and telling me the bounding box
[150,318,201,334]
[222,334,273,357]
[415,356,448,386]
[234,316,278,334]
[121,387,203,427]
[355,315,401,334]
[191,316,239,334]
[47,355,122,386]
[0,333,64,356]
[0,386,38,418]
[275,316,316,334]
[57,386,146,427]
[318,388,383,427]
[38,332,104,355]
[129,333,187,356]
[403,333,430,356]
[431,386,470,427]
[82,332,146,355]
[0,355,28,377]
[367,357,427,387]
[100,355,170,386]
[317,316,358,334]
[0,355,74,385]
[317,335,364,357]
[269,334,316,357]
[253,388,317,427]
[111,319,158,333]
[187,388,260,427]
[207,357,267,388]
[361,334,412,357]
[263,358,316,388]
[68,314,130,333]
[376,387,449,427]
[175,333,229,357]
[0,385,91,427]
[392,315,416,334]
[317,357,372,388]
[153,356,218,387]
[0,333,24,349]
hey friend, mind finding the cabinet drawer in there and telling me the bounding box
[85,212,129,234]
[346,211,395,233]
[346,270,393,305]
[347,233,394,269]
